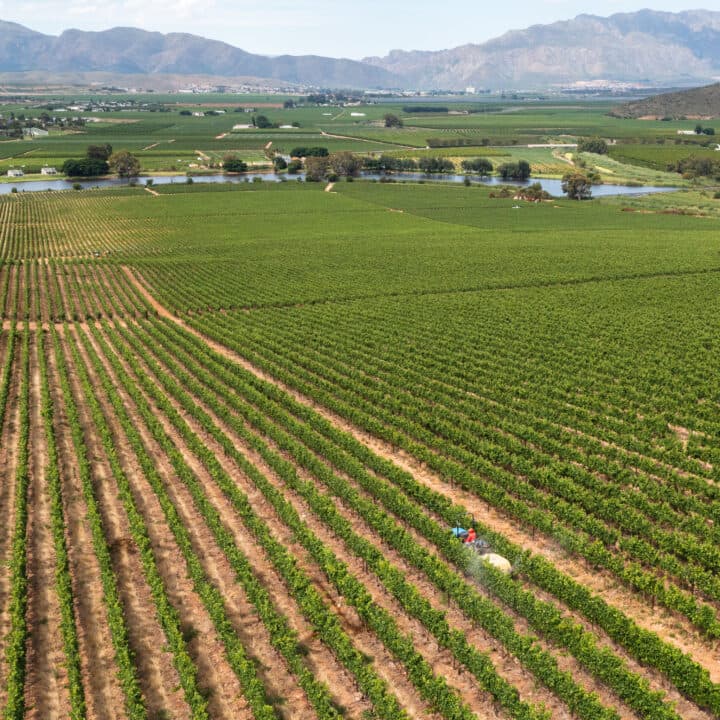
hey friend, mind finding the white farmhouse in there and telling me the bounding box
[7,169,24,177]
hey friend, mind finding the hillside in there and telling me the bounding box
[0,21,401,89]
[610,82,720,119]
[364,10,720,89]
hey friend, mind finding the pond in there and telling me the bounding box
[0,172,678,197]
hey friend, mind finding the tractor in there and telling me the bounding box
[451,523,512,575]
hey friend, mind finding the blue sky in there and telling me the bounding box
[0,1,713,58]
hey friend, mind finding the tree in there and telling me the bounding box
[418,157,454,174]
[562,171,593,200]
[695,124,704,135]
[670,155,720,178]
[290,146,328,158]
[577,137,608,154]
[87,144,113,161]
[283,99,296,109]
[498,161,531,180]
[287,159,303,174]
[223,154,248,173]
[461,158,493,175]
[384,113,403,128]
[254,115,273,129]
[62,158,108,177]
[108,150,140,178]
[304,156,330,181]
[328,151,362,177]
[273,156,288,171]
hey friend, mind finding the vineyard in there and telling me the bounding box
[0,182,719,720]
[607,144,720,172]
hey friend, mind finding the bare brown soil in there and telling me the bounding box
[317,440,717,719]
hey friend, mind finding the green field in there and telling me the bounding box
[0,95,711,174]
[608,142,720,171]
[2,178,720,720]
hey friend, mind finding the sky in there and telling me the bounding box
[0,1,713,59]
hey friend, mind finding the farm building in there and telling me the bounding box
[41,166,58,175]
[7,169,24,177]
[23,128,49,138]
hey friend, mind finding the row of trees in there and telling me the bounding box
[363,156,420,173]
[461,158,493,175]
[290,147,329,157]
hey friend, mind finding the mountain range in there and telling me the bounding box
[1,10,720,90]
[0,21,399,89]
[365,10,720,89]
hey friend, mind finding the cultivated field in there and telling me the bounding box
[2,95,718,183]
[0,182,720,720]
